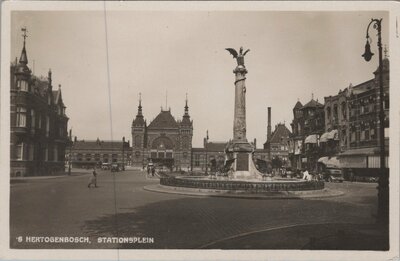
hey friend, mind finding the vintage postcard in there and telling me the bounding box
[1,1,399,260]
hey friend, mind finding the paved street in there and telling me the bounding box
[10,169,385,249]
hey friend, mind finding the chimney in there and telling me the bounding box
[267,107,272,141]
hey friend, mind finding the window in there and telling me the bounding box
[151,152,157,159]
[166,152,173,158]
[45,148,48,161]
[46,116,50,136]
[158,152,165,158]
[135,135,142,147]
[53,145,58,162]
[86,153,91,161]
[94,154,100,162]
[30,109,35,128]
[29,143,34,161]
[351,131,356,142]
[15,143,24,160]
[16,107,27,127]
[17,80,29,92]
[365,129,370,140]
[333,104,338,121]
[360,130,365,141]
[195,154,200,167]
[38,114,42,129]
[326,107,331,120]
[341,102,346,119]
[77,153,83,161]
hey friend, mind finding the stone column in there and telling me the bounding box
[233,65,248,142]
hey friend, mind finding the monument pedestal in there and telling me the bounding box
[225,140,262,180]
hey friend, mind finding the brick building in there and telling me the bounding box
[338,58,389,175]
[131,97,193,170]
[70,138,131,168]
[289,98,325,171]
[10,31,69,177]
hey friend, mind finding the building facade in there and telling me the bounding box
[10,32,69,177]
[289,98,325,171]
[289,58,390,177]
[263,123,291,167]
[70,138,131,168]
[338,58,390,175]
[131,98,193,170]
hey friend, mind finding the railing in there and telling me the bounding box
[160,177,325,192]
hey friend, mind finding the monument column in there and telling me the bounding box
[233,61,248,142]
[225,47,262,179]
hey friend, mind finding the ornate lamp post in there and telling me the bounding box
[362,18,388,225]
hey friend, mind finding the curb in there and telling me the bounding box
[10,172,91,183]
[143,184,345,199]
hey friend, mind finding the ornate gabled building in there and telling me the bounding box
[288,97,325,171]
[131,96,193,170]
[10,30,69,176]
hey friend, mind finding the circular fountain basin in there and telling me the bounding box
[160,175,324,193]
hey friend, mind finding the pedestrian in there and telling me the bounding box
[151,167,155,177]
[88,168,98,188]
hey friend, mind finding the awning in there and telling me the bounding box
[319,130,338,143]
[304,134,318,144]
[318,156,341,168]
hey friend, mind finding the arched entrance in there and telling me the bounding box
[149,136,174,169]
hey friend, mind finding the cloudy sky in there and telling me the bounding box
[11,9,389,148]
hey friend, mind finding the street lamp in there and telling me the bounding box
[68,129,72,175]
[362,18,388,225]
[122,137,125,171]
[205,130,209,175]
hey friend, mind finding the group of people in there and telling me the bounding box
[147,165,156,177]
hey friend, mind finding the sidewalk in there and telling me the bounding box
[10,169,92,183]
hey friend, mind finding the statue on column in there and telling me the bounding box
[226,46,250,66]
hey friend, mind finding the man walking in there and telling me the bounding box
[88,168,98,188]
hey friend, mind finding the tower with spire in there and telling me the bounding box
[178,94,193,169]
[10,27,69,177]
[131,93,147,168]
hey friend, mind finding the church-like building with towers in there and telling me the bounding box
[131,95,193,170]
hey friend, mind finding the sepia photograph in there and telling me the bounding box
[1,1,399,261]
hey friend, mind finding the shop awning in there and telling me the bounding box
[318,156,341,168]
[320,130,338,143]
[304,134,318,144]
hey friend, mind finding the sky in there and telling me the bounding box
[11,10,389,148]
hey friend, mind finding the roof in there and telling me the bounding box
[148,110,179,129]
[302,99,324,109]
[269,124,291,144]
[52,89,63,105]
[294,101,303,109]
[350,79,375,95]
[73,140,130,150]
[205,142,228,152]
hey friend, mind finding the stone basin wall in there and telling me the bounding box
[160,177,325,192]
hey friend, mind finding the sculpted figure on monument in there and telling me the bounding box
[226,46,250,66]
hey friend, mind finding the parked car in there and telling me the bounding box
[101,163,111,170]
[323,168,344,182]
[111,163,120,172]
